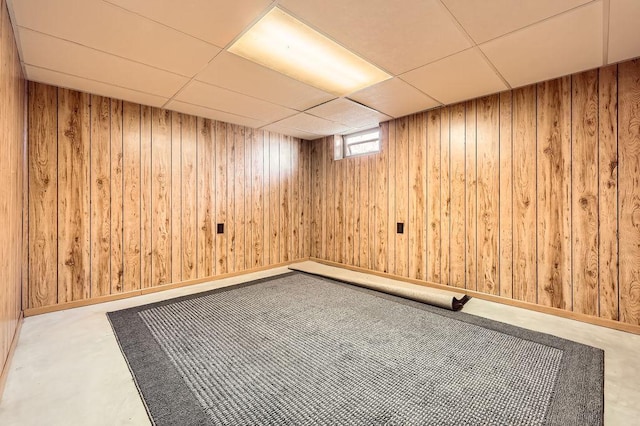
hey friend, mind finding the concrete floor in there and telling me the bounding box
[1,262,639,425]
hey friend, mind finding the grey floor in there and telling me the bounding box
[1,263,638,425]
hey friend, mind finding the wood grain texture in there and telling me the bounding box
[151,108,172,286]
[572,70,599,316]
[1,0,26,381]
[122,102,141,293]
[376,124,388,273]
[618,59,640,325]
[279,135,290,263]
[57,88,90,303]
[598,65,619,321]
[537,77,572,310]
[465,100,477,291]
[140,106,152,289]
[324,138,337,260]
[251,129,264,268]
[181,114,197,280]
[214,121,226,274]
[197,118,214,278]
[387,121,396,275]
[110,100,124,293]
[450,104,466,288]
[409,113,426,280]
[427,111,441,283]
[513,85,537,304]
[499,91,514,299]
[440,108,451,286]
[346,157,356,266]
[27,84,310,311]
[90,95,111,297]
[308,60,640,327]
[395,117,409,277]
[359,155,370,269]
[476,95,500,295]
[28,83,57,308]
[171,112,182,283]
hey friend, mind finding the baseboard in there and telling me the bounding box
[310,258,640,336]
[0,312,24,402]
[24,259,309,317]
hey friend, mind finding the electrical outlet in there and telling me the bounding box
[217,223,224,234]
[397,222,404,234]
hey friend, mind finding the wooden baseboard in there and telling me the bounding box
[24,259,308,317]
[311,258,640,336]
[0,312,24,402]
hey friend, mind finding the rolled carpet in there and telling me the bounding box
[288,261,470,311]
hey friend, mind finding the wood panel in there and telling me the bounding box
[122,102,141,293]
[214,120,226,274]
[409,113,426,280]
[0,0,26,393]
[27,83,310,312]
[440,108,451,286]
[598,64,619,321]
[450,104,466,288]
[476,95,500,295]
[307,59,640,327]
[512,85,537,304]
[375,125,388,273]
[181,114,197,280]
[499,91,513,299]
[140,106,152,289]
[171,112,182,283]
[151,108,172,286]
[619,59,640,325]
[28,83,57,308]
[251,129,264,268]
[395,117,409,277]
[537,77,572,310]
[572,70,599,316]
[57,88,90,303]
[426,110,441,283]
[110,100,124,293]
[90,95,111,297]
[465,100,477,291]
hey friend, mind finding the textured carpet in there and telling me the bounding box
[108,272,604,426]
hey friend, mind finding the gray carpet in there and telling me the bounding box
[108,272,604,426]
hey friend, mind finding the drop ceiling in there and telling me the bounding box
[7,0,640,140]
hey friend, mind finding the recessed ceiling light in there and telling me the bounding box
[228,8,391,96]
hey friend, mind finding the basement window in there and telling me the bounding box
[339,127,381,159]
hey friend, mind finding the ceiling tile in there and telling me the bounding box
[442,0,592,44]
[196,52,335,111]
[11,0,220,77]
[19,29,189,97]
[480,2,603,88]
[279,0,471,75]
[261,123,323,140]
[306,98,391,129]
[166,100,268,129]
[174,80,297,123]
[25,65,168,107]
[348,78,440,118]
[608,0,640,64]
[271,113,352,136]
[401,48,507,105]
[104,0,273,48]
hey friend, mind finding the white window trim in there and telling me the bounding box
[337,127,381,159]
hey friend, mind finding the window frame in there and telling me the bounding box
[339,127,381,159]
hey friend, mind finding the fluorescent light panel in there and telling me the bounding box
[229,8,390,96]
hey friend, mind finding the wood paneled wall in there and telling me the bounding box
[0,0,26,384]
[311,59,640,326]
[26,82,311,310]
